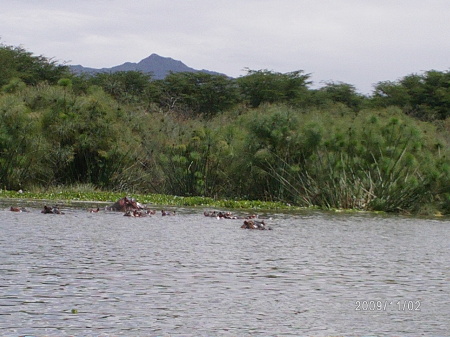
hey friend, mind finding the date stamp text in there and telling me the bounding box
[355,300,421,311]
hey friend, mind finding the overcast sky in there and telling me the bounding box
[1,0,449,94]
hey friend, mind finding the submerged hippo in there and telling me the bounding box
[106,197,144,212]
[204,210,238,219]
[41,205,64,214]
[241,220,272,230]
[124,209,146,217]
[161,210,176,216]
[123,209,156,217]
[10,206,28,212]
[204,210,258,219]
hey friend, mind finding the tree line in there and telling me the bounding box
[1,43,449,214]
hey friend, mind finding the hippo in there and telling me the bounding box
[10,206,28,212]
[204,211,218,217]
[161,210,176,216]
[106,197,144,212]
[241,220,272,230]
[124,209,148,217]
[41,205,64,214]
[204,210,259,220]
[204,210,237,219]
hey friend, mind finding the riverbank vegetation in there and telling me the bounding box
[1,43,450,214]
[0,186,294,210]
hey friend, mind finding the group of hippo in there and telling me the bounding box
[105,197,176,217]
[10,205,66,214]
[9,196,272,230]
[203,210,271,230]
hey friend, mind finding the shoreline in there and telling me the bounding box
[1,190,447,218]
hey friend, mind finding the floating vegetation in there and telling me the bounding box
[0,188,298,210]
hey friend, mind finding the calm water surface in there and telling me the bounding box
[0,201,449,336]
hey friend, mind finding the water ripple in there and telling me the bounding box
[0,206,449,336]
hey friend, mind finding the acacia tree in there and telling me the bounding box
[157,72,238,117]
[0,44,70,86]
[87,71,158,105]
[371,70,450,121]
[236,69,311,108]
[314,81,366,111]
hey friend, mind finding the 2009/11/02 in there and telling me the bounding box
[355,300,421,311]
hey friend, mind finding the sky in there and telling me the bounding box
[1,0,449,94]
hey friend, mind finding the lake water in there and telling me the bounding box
[1,200,449,336]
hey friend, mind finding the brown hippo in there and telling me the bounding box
[106,197,143,212]
[204,210,259,220]
[10,206,27,212]
[203,210,238,219]
[241,220,271,230]
[204,211,218,217]
[124,209,148,217]
[41,205,64,214]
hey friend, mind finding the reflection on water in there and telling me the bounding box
[0,203,449,336]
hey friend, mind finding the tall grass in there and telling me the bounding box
[237,105,448,213]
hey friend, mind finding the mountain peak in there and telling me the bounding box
[70,53,225,79]
[138,53,169,63]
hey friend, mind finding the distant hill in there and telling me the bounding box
[69,53,226,79]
